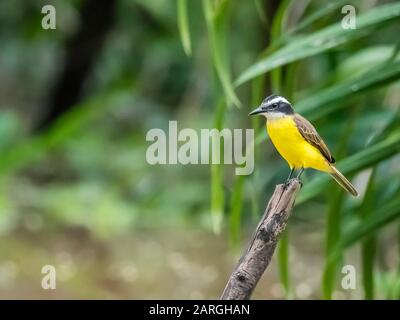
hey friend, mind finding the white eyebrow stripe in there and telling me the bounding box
[265,97,290,105]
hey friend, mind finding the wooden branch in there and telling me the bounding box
[221,178,302,300]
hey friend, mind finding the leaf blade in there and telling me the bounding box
[297,130,400,203]
[177,0,192,56]
[203,0,241,107]
[235,2,400,86]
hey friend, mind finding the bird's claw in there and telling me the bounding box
[284,178,303,189]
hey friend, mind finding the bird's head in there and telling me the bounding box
[249,94,294,119]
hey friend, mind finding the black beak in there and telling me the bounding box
[248,106,264,116]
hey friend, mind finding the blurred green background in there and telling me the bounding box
[0,0,399,299]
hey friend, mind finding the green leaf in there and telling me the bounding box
[322,112,355,300]
[297,130,400,203]
[367,106,400,146]
[203,0,241,107]
[335,45,396,80]
[336,195,400,255]
[360,168,377,300]
[229,174,245,247]
[287,0,355,36]
[277,230,291,298]
[210,100,227,234]
[270,0,292,92]
[253,0,268,25]
[322,187,345,299]
[235,2,400,85]
[211,162,224,234]
[252,59,400,146]
[0,86,131,177]
[296,60,400,120]
[177,0,192,56]
[270,0,292,40]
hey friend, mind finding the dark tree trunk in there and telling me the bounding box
[36,0,117,131]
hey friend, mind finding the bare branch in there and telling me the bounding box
[221,178,302,300]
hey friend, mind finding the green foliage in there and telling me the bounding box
[201,0,400,299]
[322,110,356,299]
[203,0,240,107]
[177,0,192,56]
[236,2,400,85]
[229,174,244,246]
[298,129,400,203]
[1,0,400,299]
[211,100,227,233]
[277,230,291,298]
[338,196,400,251]
[296,60,400,119]
[360,168,377,299]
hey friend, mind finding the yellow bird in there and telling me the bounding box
[249,94,358,196]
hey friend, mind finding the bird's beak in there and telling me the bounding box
[248,106,264,116]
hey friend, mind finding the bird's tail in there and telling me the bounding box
[329,166,358,197]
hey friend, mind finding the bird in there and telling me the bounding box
[249,94,358,196]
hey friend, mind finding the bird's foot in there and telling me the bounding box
[284,179,292,189]
[284,178,303,189]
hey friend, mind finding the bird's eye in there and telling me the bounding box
[272,103,278,109]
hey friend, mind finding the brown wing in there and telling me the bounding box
[294,114,335,163]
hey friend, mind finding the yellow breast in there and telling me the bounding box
[266,116,330,171]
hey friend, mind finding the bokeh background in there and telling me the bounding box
[0,0,399,299]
